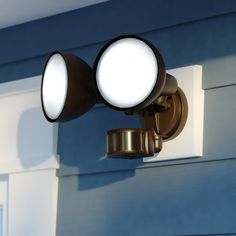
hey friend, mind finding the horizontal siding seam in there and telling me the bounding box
[57,156,236,177]
[176,233,236,236]
[1,11,236,67]
[204,83,236,90]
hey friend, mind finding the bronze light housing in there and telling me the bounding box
[41,35,188,159]
[41,51,98,122]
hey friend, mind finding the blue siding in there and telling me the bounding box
[2,12,236,86]
[1,1,236,236]
[1,0,236,65]
[57,160,236,236]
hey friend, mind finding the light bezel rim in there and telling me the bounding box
[41,51,69,123]
[93,35,166,112]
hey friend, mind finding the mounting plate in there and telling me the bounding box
[143,65,204,162]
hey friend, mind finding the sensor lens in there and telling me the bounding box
[96,38,158,109]
[42,53,68,120]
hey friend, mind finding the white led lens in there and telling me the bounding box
[42,53,68,120]
[96,38,158,108]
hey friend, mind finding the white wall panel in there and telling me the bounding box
[0,76,58,174]
[8,170,58,236]
[0,77,59,236]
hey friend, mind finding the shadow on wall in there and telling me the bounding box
[57,105,144,191]
[16,105,144,190]
[17,106,57,169]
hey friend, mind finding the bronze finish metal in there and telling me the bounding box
[141,87,188,141]
[107,87,188,158]
[41,51,100,122]
[155,88,188,141]
[107,129,154,158]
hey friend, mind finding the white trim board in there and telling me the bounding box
[0,76,59,174]
[0,76,59,236]
[144,65,204,162]
[0,177,7,236]
[0,76,41,98]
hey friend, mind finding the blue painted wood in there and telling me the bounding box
[56,159,236,236]
[203,55,236,89]
[57,106,144,176]
[1,13,236,88]
[53,3,236,233]
[1,0,236,65]
[203,85,236,156]
[57,84,236,176]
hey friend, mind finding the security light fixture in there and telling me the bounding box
[41,35,188,159]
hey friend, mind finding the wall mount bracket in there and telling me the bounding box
[107,87,188,158]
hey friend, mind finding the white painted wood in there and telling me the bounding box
[144,65,204,162]
[0,77,59,174]
[8,170,58,236]
[0,177,7,236]
[0,76,41,98]
[0,76,59,236]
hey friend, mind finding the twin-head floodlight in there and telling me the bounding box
[41,35,188,159]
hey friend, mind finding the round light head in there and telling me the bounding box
[42,53,68,120]
[41,51,95,122]
[94,35,166,111]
